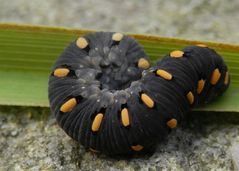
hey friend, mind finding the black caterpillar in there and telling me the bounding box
[48,32,230,155]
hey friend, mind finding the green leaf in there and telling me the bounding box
[0,23,238,112]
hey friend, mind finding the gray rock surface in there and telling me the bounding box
[0,0,239,43]
[1,108,239,171]
[231,144,239,171]
[0,0,239,170]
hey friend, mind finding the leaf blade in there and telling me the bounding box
[0,23,238,112]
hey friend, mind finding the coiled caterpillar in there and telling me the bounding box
[48,32,229,155]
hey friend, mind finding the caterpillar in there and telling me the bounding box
[48,32,230,155]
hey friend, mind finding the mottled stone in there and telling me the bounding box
[231,144,239,170]
[0,0,239,43]
[0,107,238,170]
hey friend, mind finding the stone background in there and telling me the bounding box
[1,0,239,43]
[0,0,239,170]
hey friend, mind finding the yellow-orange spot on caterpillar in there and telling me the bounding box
[92,113,104,132]
[121,108,130,127]
[53,68,70,77]
[196,44,207,47]
[131,145,144,151]
[89,148,100,153]
[210,68,221,85]
[167,118,177,128]
[224,71,229,85]
[138,58,150,69]
[186,91,194,105]
[112,32,123,41]
[170,50,184,58]
[60,98,77,113]
[156,69,173,80]
[197,79,205,94]
[141,93,154,108]
[76,37,88,49]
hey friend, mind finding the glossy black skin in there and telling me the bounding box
[48,32,229,155]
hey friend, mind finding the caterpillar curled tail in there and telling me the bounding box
[48,32,230,155]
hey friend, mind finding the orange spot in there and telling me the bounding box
[53,68,70,77]
[138,58,150,69]
[91,113,104,132]
[76,37,88,49]
[197,79,205,94]
[196,44,207,47]
[170,50,184,58]
[210,68,221,85]
[167,118,177,128]
[121,108,130,127]
[60,98,77,113]
[224,71,229,85]
[186,91,194,105]
[131,145,144,151]
[141,93,154,108]
[156,69,173,80]
[112,33,123,41]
